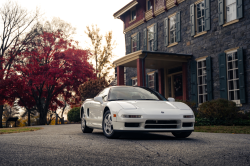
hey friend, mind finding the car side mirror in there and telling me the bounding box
[168,97,175,102]
[94,96,103,104]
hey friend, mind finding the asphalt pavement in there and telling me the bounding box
[0,124,250,166]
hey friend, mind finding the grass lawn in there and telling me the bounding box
[195,126,250,134]
[0,127,42,135]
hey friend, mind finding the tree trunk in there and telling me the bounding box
[28,111,31,126]
[0,105,3,128]
[39,110,47,125]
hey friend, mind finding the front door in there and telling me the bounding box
[168,72,183,100]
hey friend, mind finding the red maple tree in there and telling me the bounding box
[8,31,95,125]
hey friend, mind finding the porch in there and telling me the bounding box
[113,50,193,100]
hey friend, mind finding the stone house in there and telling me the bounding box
[113,0,250,110]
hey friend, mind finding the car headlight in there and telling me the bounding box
[122,115,142,118]
[183,115,194,118]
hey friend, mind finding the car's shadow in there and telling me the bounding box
[91,131,198,141]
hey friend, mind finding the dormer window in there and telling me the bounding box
[131,8,136,21]
[147,0,152,11]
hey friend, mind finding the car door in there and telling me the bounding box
[91,88,110,128]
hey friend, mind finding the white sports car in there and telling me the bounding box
[80,86,195,139]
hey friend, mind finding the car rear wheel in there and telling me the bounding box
[172,131,192,138]
[81,112,93,133]
[102,110,120,139]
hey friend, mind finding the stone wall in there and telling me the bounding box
[124,0,250,110]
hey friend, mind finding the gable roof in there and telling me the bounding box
[113,0,138,19]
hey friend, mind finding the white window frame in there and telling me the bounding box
[132,77,137,86]
[196,0,205,34]
[146,0,152,11]
[169,15,176,44]
[131,35,137,52]
[226,0,237,23]
[197,58,207,104]
[226,49,240,105]
[147,72,155,89]
[147,25,154,51]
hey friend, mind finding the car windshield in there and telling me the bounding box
[108,87,167,101]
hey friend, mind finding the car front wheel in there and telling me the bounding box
[102,110,120,139]
[171,131,192,138]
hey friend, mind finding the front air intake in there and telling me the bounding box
[125,123,140,127]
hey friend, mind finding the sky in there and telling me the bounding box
[1,0,132,60]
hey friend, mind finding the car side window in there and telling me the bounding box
[97,88,110,101]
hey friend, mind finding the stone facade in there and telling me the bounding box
[123,0,250,110]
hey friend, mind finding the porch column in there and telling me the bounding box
[158,69,164,95]
[164,68,169,99]
[182,62,188,101]
[137,59,145,86]
[117,66,124,85]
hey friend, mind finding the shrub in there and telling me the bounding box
[198,98,238,119]
[67,107,81,122]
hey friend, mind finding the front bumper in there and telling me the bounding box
[112,118,195,132]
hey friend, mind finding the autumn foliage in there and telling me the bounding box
[7,30,95,125]
[78,78,109,101]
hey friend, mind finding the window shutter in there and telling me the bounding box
[204,0,210,31]
[153,23,158,51]
[143,28,147,51]
[218,52,227,99]
[190,60,198,105]
[154,72,158,91]
[218,0,224,26]
[128,79,132,86]
[127,36,131,54]
[176,11,181,42]
[136,32,140,51]
[206,56,213,101]
[236,0,243,19]
[190,4,195,37]
[146,74,149,87]
[237,47,246,103]
[164,17,168,46]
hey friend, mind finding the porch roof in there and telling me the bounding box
[113,50,193,69]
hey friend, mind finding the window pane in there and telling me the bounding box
[235,69,239,79]
[229,81,234,90]
[205,95,207,102]
[236,90,240,100]
[204,85,207,93]
[235,80,239,89]
[203,68,207,75]
[199,86,203,94]
[197,6,201,18]
[228,62,233,69]
[229,91,234,100]
[198,62,202,68]
[234,61,238,68]
[228,54,233,61]
[234,52,238,60]
[228,70,233,80]
[199,95,203,103]
[198,76,202,85]
[198,69,202,76]
[202,61,206,67]
[226,3,237,22]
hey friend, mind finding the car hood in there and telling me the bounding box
[117,100,191,110]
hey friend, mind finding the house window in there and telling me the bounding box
[147,0,152,11]
[131,35,137,52]
[169,15,176,44]
[131,8,136,21]
[226,0,237,22]
[147,25,154,51]
[196,1,205,33]
[197,59,207,104]
[132,77,137,86]
[148,73,155,89]
[227,50,240,102]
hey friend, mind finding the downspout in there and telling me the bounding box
[142,53,148,87]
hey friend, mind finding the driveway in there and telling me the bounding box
[0,124,250,166]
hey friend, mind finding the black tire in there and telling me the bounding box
[81,112,93,133]
[171,131,192,138]
[102,110,120,139]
